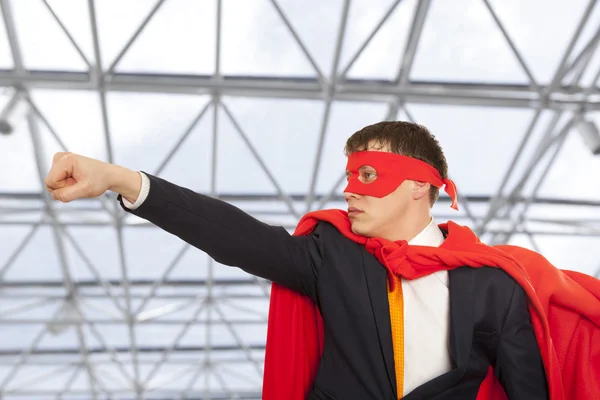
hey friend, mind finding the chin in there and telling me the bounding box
[349,221,373,238]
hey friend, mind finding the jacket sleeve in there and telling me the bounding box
[494,283,549,399]
[118,172,323,300]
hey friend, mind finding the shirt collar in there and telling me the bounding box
[408,217,444,247]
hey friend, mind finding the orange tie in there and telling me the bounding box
[388,275,404,399]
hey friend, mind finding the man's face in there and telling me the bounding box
[343,142,417,238]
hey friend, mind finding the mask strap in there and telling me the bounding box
[442,178,459,211]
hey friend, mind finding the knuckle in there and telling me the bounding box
[54,151,72,163]
[59,192,70,203]
[53,152,65,163]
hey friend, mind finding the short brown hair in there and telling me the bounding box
[344,121,448,205]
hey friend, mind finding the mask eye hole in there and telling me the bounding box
[345,167,377,183]
[359,166,377,183]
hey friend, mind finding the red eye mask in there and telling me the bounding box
[344,151,459,210]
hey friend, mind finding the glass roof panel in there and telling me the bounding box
[30,90,107,161]
[276,0,343,75]
[529,234,600,276]
[57,369,92,394]
[215,105,276,195]
[0,110,41,192]
[116,0,216,75]
[95,364,133,391]
[83,323,130,350]
[405,103,535,195]
[528,203,600,222]
[153,245,218,281]
[217,297,269,319]
[537,114,600,201]
[221,0,314,76]
[37,326,80,350]
[63,226,123,281]
[505,233,537,250]
[79,298,124,322]
[578,49,600,87]
[177,323,266,348]
[94,0,162,70]
[3,226,64,282]
[134,298,205,322]
[0,298,62,321]
[134,323,194,348]
[508,233,600,278]
[411,0,528,83]
[44,0,94,64]
[185,370,262,395]
[431,200,490,224]
[507,111,573,198]
[10,0,87,71]
[562,2,600,86]
[0,88,10,108]
[217,97,324,195]
[489,0,592,84]
[123,226,192,281]
[153,102,214,194]
[341,0,416,80]
[0,208,43,225]
[168,250,253,281]
[0,8,13,69]
[0,323,43,350]
[107,92,212,174]
[5,364,79,392]
[141,365,200,391]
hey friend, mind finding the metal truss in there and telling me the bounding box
[0,0,599,399]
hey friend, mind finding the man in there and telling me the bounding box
[45,121,599,399]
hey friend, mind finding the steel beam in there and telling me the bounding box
[28,113,101,400]
[2,71,599,109]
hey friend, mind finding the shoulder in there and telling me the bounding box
[471,266,519,289]
[461,267,532,335]
[308,222,365,258]
[311,221,356,243]
[455,266,523,308]
[453,265,519,288]
[474,266,522,298]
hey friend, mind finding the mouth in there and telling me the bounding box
[347,206,363,217]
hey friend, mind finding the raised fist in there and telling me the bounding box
[45,152,114,202]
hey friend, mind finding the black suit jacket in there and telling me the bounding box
[120,173,548,400]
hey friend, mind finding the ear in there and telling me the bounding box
[411,181,430,201]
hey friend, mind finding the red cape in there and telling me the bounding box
[262,210,600,399]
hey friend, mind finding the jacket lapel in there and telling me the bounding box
[361,249,397,397]
[448,267,475,369]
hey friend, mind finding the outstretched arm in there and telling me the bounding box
[119,172,323,297]
[45,153,323,299]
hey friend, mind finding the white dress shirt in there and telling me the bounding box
[123,172,451,396]
[403,218,451,396]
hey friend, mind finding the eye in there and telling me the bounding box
[363,171,377,182]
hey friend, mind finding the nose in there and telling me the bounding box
[344,191,360,202]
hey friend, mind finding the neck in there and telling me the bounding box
[380,208,432,242]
